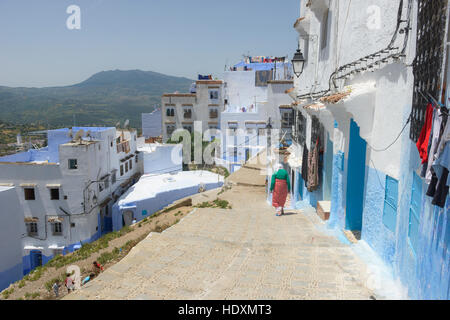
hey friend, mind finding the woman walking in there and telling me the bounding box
[270,164,291,216]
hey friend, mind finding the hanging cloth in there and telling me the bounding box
[416,104,434,164]
[307,139,320,192]
[301,143,309,187]
[425,107,443,183]
[427,138,450,208]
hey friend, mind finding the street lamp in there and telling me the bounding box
[292,47,306,78]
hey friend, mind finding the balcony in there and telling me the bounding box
[117,141,131,154]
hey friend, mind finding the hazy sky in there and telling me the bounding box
[0,0,300,87]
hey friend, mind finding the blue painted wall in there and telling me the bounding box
[327,124,449,299]
[361,167,397,266]
[0,263,23,291]
[394,140,449,300]
[329,151,346,229]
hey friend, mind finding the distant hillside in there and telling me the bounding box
[0,70,193,128]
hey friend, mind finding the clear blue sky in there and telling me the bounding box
[0,0,300,87]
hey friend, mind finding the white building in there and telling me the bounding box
[218,58,294,173]
[142,108,162,139]
[137,141,183,175]
[112,171,224,231]
[286,0,449,299]
[161,78,225,142]
[0,127,141,275]
[0,186,23,291]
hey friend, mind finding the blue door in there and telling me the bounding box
[30,250,42,270]
[345,119,367,231]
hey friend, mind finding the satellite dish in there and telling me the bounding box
[68,129,73,139]
[74,129,85,144]
[124,119,129,128]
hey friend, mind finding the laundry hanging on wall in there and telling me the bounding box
[421,100,449,208]
[307,139,320,192]
[301,143,309,188]
[416,103,434,165]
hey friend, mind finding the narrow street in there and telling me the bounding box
[66,167,375,300]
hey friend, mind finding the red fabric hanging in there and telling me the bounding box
[416,103,434,164]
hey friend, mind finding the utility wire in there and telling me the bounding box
[366,113,412,152]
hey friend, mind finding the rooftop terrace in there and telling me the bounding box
[0,127,115,164]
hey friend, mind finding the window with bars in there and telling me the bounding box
[209,108,219,119]
[24,188,36,200]
[166,125,176,136]
[50,188,60,200]
[166,108,175,117]
[183,108,192,119]
[26,222,38,236]
[183,125,193,134]
[281,110,294,128]
[410,0,448,142]
[52,222,63,236]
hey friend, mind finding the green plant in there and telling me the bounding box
[213,198,232,209]
[195,198,232,209]
[2,288,14,299]
[18,280,25,288]
[29,267,44,281]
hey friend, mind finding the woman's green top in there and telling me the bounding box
[270,169,291,192]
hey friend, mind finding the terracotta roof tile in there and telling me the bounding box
[285,87,295,94]
[294,17,306,28]
[320,91,351,104]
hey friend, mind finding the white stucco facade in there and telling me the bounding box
[161,80,225,142]
[0,127,141,274]
[219,63,294,173]
[0,187,23,291]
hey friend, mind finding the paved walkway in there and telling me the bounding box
[66,185,374,300]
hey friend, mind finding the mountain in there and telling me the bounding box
[0,70,193,129]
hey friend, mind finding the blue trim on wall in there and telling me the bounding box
[0,262,23,291]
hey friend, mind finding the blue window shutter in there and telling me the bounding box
[408,172,422,254]
[383,176,399,232]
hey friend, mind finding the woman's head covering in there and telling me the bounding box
[276,163,283,171]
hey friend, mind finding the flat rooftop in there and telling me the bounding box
[117,170,224,205]
[0,126,115,164]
